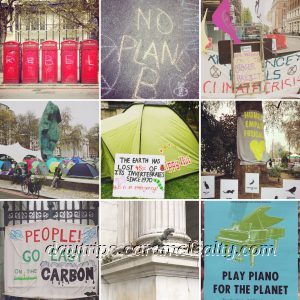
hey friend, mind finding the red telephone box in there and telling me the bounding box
[80,39,98,84]
[41,41,58,83]
[3,41,20,84]
[61,40,78,83]
[22,41,39,83]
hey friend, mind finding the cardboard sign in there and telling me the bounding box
[241,45,252,53]
[4,220,98,299]
[261,187,285,199]
[220,179,238,199]
[233,51,263,86]
[204,201,298,300]
[245,173,260,194]
[283,179,300,199]
[201,176,215,199]
[113,153,165,199]
[237,111,268,165]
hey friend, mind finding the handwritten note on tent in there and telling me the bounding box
[234,52,263,86]
[113,153,165,199]
[4,220,98,299]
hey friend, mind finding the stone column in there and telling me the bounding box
[117,201,138,246]
[136,201,190,245]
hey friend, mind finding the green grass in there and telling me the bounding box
[101,173,199,199]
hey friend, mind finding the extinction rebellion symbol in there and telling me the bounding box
[287,65,297,76]
[210,65,222,78]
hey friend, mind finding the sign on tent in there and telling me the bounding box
[113,153,165,199]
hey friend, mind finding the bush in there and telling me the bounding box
[268,166,282,178]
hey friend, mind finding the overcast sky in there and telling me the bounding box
[1,101,99,129]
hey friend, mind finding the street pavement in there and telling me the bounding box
[0,84,99,99]
[0,188,46,199]
[0,180,99,199]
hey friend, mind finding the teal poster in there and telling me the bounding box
[204,201,298,300]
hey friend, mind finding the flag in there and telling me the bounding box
[212,0,241,44]
[201,9,209,53]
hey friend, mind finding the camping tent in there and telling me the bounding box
[0,143,42,162]
[49,162,60,173]
[71,157,83,164]
[58,159,75,175]
[101,103,199,181]
[46,157,59,170]
[0,161,12,171]
[67,163,99,179]
[31,161,49,176]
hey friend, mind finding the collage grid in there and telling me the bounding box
[0,0,299,300]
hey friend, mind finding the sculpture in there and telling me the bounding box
[38,101,61,161]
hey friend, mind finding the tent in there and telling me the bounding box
[67,162,99,179]
[71,157,83,164]
[0,143,42,162]
[46,157,59,170]
[58,159,75,175]
[0,161,12,171]
[31,161,49,176]
[101,103,199,181]
[24,158,39,172]
[49,162,60,173]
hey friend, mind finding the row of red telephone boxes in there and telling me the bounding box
[3,40,98,84]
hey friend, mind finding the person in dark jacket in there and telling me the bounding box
[51,167,62,188]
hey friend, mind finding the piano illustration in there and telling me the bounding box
[216,206,285,267]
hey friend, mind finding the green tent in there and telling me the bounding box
[101,103,199,181]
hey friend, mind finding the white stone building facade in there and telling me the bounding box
[101,201,199,300]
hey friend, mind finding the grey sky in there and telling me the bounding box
[1,101,99,129]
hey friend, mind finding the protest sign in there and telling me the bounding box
[283,179,300,199]
[204,201,298,300]
[4,220,98,299]
[237,110,268,165]
[261,187,285,199]
[245,173,260,194]
[201,176,215,199]
[220,179,238,199]
[113,153,165,199]
[233,52,263,86]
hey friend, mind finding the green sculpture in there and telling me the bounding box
[38,101,62,161]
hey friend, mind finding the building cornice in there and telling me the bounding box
[102,254,199,283]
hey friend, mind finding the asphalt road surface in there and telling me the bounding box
[0,87,99,99]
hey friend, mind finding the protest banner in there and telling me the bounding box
[4,219,98,299]
[237,110,268,165]
[202,51,300,98]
